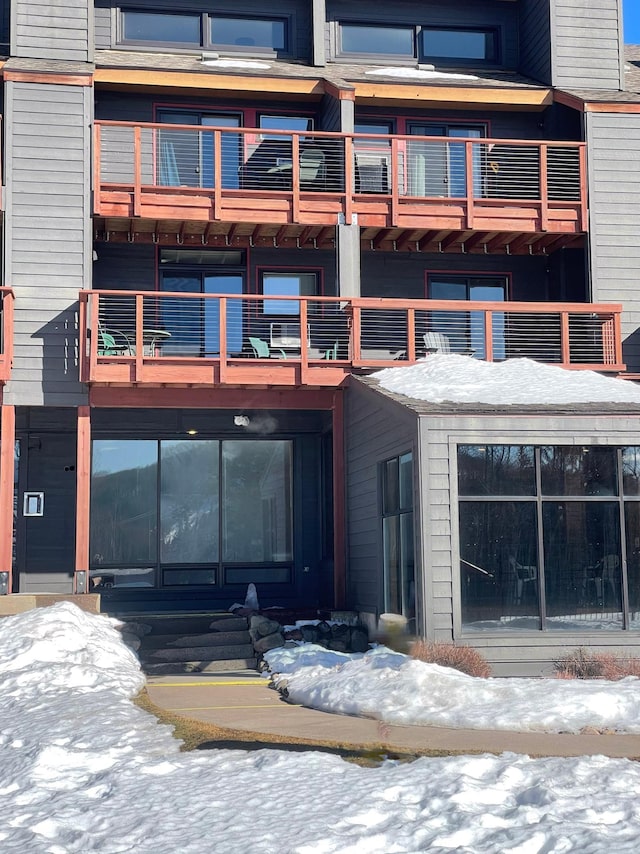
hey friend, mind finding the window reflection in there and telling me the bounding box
[222,440,292,562]
[622,447,640,496]
[458,445,535,496]
[540,446,617,496]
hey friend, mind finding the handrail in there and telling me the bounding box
[94,121,588,233]
[80,290,625,384]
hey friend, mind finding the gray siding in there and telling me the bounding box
[551,0,623,90]
[586,112,640,372]
[94,0,311,61]
[518,0,552,84]
[345,380,420,621]
[4,81,92,406]
[326,0,519,69]
[12,0,92,61]
[418,410,640,676]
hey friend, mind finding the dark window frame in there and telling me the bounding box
[335,19,503,68]
[457,444,640,633]
[118,8,294,58]
[380,451,415,619]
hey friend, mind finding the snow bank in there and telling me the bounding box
[373,354,640,405]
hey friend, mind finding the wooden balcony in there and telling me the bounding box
[79,291,624,389]
[94,122,587,255]
[0,288,14,384]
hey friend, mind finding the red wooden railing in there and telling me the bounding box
[0,287,15,384]
[79,291,624,387]
[93,121,588,234]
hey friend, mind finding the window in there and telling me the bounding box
[426,274,507,360]
[262,271,318,315]
[338,21,501,66]
[457,445,640,633]
[381,453,415,619]
[420,28,498,63]
[120,9,289,55]
[90,439,293,587]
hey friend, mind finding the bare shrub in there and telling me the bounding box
[409,640,491,678]
[554,648,640,680]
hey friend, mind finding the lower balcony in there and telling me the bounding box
[0,288,14,384]
[79,291,625,388]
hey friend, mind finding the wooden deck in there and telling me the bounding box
[80,291,624,389]
[94,123,587,254]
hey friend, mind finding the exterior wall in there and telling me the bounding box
[550,0,624,90]
[518,0,552,84]
[93,0,312,61]
[345,380,420,625]
[418,410,640,676]
[3,80,92,406]
[325,0,519,69]
[360,250,587,303]
[585,111,640,373]
[12,0,92,61]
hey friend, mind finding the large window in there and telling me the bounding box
[121,10,289,55]
[90,439,293,587]
[338,21,500,65]
[261,271,319,315]
[381,453,415,619]
[457,445,640,632]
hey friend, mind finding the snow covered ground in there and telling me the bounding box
[4,604,640,853]
[265,645,640,734]
[373,354,640,405]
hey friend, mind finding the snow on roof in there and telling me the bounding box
[372,355,640,406]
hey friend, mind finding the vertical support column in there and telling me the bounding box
[311,0,326,66]
[336,223,361,298]
[332,390,346,608]
[0,405,16,592]
[74,405,91,593]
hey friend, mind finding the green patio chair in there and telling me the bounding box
[249,337,287,359]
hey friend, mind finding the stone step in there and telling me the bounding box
[142,643,255,664]
[123,613,244,636]
[144,658,257,676]
[141,631,251,650]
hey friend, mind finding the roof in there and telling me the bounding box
[351,374,640,418]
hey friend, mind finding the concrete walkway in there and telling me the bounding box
[146,672,640,759]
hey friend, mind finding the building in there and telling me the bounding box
[1,0,640,673]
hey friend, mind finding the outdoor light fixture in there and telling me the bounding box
[186,429,198,436]
[234,415,250,427]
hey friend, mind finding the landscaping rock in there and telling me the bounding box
[253,632,285,654]
[350,626,370,653]
[300,625,319,643]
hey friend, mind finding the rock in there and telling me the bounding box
[121,632,141,651]
[327,639,348,652]
[316,621,331,639]
[300,625,319,643]
[350,626,370,653]
[120,621,152,638]
[253,632,285,653]
[284,628,303,641]
[249,616,281,641]
[330,623,350,641]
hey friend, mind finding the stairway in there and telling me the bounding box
[123,612,257,676]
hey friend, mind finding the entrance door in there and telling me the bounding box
[408,124,483,198]
[158,112,241,189]
[17,434,77,593]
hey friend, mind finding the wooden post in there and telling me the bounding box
[332,390,346,608]
[0,405,15,589]
[75,406,91,591]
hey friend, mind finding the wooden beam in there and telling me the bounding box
[373,228,394,249]
[332,390,346,609]
[505,233,535,255]
[418,230,440,250]
[89,386,339,410]
[75,407,91,584]
[485,233,509,253]
[462,231,490,252]
[440,232,462,252]
[3,70,93,86]
[94,68,325,97]
[352,82,552,110]
[0,405,15,584]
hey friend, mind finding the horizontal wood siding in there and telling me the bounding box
[13,0,91,60]
[345,381,419,617]
[93,0,311,60]
[326,0,519,70]
[4,82,91,406]
[418,410,640,675]
[586,112,640,372]
[518,0,551,83]
[551,0,623,90]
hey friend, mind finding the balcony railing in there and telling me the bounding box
[80,291,623,387]
[0,288,14,384]
[94,122,587,235]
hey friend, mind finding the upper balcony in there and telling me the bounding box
[0,288,14,385]
[79,291,624,389]
[94,122,587,254]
